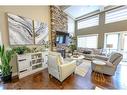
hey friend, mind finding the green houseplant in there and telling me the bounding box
[0,45,14,83]
[68,36,77,55]
[13,46,31,55]
[69,44,76,55]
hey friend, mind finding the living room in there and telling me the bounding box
[0,4,127,93]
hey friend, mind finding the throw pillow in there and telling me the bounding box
[83,50,91,54]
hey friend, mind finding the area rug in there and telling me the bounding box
[75,60,91,77]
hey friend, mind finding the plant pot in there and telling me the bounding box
[1,73,12,83]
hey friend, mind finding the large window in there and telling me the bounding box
[68,16,75,36]
[123,34,127,51]
[77,34,98,48]
[105,6,127,23]
[104,33,119,51]
[77,15,99,29]
[104,32,127,62]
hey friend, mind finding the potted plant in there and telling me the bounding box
[69,44,76,55]
[44,41,50,51]
[68,36,77,55]
[0,45,14,83]
[41,41,50,51]
[13,46,31,55]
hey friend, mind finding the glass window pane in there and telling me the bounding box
[68,16,75,36]
[124,34,127,51]
[105,33,119,50]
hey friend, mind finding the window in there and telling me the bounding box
[77,15,99,29]
[104,33,119,50]
[105,6,127,23]
[68,16,75,36]
[123,34,127,51]
[104,32,127,62]
[77,34,98,48]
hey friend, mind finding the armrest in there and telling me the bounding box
[59,60,76,74]
[60,60,76,67]
[59,60,76,80]
[104,61,115,67]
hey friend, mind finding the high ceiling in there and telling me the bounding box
[64,6,102,19]
[63,5,118,19]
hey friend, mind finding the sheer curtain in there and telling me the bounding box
[105,6,127,23]
[77,34,98,48]
[105,33,119,50]
[77,15,99,29]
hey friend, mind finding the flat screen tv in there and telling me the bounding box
[56,31,69,44]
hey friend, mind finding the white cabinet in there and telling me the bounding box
[42,51,48,69]
[17,52,48,79]
[17,54,30,73]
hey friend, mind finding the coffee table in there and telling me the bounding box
[70,55,84,65]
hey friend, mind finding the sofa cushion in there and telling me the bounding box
[83,50,92,54]
[49,51,64,65]
[92,48,102,55]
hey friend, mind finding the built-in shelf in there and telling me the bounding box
[17,52,48,79]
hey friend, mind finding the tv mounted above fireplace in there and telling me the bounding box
[55,31,69,44]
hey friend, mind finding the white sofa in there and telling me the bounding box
[47,52,76,82]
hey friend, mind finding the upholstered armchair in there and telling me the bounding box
[91,52,123,75]
[47,52,76,82]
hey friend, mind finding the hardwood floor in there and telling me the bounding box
[0,63,127,89]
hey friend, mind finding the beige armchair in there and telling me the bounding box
[91,52,123,75]
[47,52,76,82]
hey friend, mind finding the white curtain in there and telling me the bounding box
[77,34,98,48]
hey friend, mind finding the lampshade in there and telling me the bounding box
[106,44,113,48]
